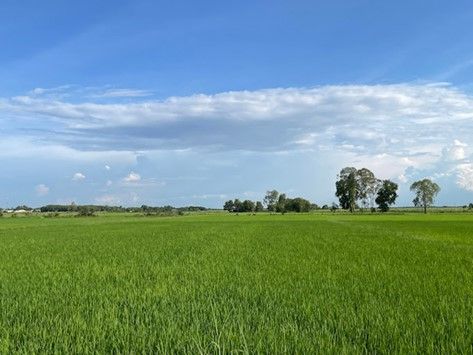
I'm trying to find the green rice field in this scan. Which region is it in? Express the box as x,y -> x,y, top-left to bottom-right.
0,213 -> 472,353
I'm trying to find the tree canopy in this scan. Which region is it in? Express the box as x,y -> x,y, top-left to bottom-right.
335,167 -> 384,212
375,180 -> 398,212
410,179 -> 440,213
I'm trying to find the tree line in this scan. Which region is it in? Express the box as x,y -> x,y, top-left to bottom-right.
224,167 -> 444,214
0,168 -> 458,215
335,167 -> 441,213
224,190 -> 315,213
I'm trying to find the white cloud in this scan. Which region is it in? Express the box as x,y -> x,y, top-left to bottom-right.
95,88 -> 153,98
456,164 -> 473,191
191,193 -> 227,200
443,139 -> 467,161
3,84 -> 473,194
35,184 -> 49,196
0,84 -> 468,180
95,192 -> 140,206
95,194 -> 120,205
123,172 -> 141,183
0,136 -> 138,164
72,172 -> 86,181
398,174 -> 408,183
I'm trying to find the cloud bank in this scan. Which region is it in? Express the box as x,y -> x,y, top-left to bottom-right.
1,83 -> 473,205
2,84 -> 472,153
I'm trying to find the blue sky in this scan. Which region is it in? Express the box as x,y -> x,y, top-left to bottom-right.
1,0 -> 473,207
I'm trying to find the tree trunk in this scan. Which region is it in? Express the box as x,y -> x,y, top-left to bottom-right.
424,204 -> 427,214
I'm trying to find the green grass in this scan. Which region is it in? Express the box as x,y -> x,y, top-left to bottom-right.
0,213 -> 472,353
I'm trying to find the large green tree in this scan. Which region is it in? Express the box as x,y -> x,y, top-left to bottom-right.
335,167 -> 378,212
357,168 -> 379,210
375,180 -> 398,212
335,167 -> 358,212
410,179 -> 440,214
242,200 -> 256,213
223,200 -> 234,212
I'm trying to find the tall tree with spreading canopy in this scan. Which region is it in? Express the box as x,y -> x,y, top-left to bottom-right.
357,168 -> 379,210
335,167 -> 378,212
375,180 -> 398,212
335,167 -> 358,212
410,179 -> 440,214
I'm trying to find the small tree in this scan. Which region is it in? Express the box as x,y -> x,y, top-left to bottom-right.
77,206 -> 95,217
242,200 -> 255,212
223,200 -> 234,212
275,193 -> 287,214
233,199 -> 243,213
410,179 -> 440,214
263,190 -> 279,212
375,180 -> 398,212
255,201 -> 264,212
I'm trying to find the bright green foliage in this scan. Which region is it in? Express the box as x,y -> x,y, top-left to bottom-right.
0,214 -> 472,353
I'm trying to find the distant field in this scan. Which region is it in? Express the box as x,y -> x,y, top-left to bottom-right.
0,213 -> 472,353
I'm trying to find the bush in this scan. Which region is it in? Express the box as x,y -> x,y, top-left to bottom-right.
76,207 -> 96,217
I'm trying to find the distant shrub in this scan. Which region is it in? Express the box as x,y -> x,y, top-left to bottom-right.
76,207 -> 96,217
44,212 -> 60,218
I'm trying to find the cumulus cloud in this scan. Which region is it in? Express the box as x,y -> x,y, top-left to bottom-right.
123,172 -> 141,183
35,184 -> 49,196
456,164 -> 473,191
443,139 -> 467,161
72,172 -> 86,181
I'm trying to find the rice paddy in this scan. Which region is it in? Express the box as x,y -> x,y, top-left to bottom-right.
0,213 -> 472,353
